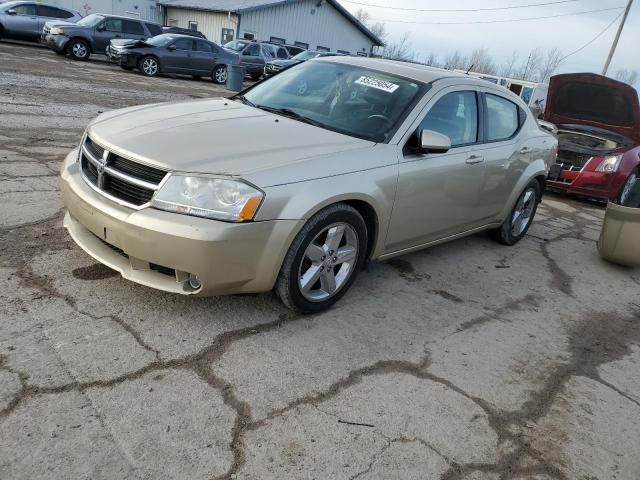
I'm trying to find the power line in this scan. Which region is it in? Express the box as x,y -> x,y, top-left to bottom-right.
369,6 -> 625,25
558,11 -> 624,63
342,0 -> 581,13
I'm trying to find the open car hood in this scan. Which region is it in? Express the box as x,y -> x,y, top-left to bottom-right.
544,73 -> 640,144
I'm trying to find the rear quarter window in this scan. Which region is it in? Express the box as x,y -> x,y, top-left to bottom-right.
123,20 -> 144,36
486,94 -> 520,141
145,23 -> 163,37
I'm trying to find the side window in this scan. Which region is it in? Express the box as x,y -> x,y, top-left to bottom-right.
243,44 -> 260,56
276,47 -> 288,59
37,6 -> 70,18
145,23 -> 163,37
14,4 -> 36,15
195,41 -> 213,53
420,91 -> 478,147
485,94 -> 519,141
261,45 -> 276,59
123,20 -> 144,35
172,38 -> 193,50
103,18 -> 123,33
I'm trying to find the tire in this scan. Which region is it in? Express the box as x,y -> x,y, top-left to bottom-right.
211,65 -> 227,84
67,39 -> 90,61
276,204 -> 368,313
250,72 -> 261,80
491,180 -> 541,246
139,56 -> 159,77
618,168 -> 638,206
120,65 -> 134,71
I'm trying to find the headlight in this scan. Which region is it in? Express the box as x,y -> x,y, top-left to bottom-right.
50,27 -> 64,35
595,154 -> 623,173
151,175 -> 264,222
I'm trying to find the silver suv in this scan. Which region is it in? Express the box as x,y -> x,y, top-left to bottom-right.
0,1 -> 81,41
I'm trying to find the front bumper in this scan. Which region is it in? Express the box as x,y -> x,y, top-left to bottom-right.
547,165 -> 625,201
40,33 -> 69,52
61,149 -> 303,296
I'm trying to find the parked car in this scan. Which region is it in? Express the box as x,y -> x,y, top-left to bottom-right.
41,13 -> 162,60
264,50 -> 341,76
0,1 -> 81,42
544,73 -> 640,204
60,57 -> 556,312
282,44 -> 306,57
106,34 -> 239,83
224,39 -> 289,79
161,26 -> 206,39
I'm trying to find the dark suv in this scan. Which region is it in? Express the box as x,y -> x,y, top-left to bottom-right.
41,13 -> 162,60
223,39 -> 289,79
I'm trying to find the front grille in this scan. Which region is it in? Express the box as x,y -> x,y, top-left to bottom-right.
150,263 -> 176,277
556,150 -> 593,171
94,233 -> 129,259
80,136 -> 167,207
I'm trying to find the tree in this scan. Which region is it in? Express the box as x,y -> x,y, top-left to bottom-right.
615,69 -> 639,86
517,47 -> 543,81
424,52 -> 440,67
354,8 -> 370,25
537,48 -> 564,83
384,32 -> 413,61
468,47 -> 497,75
500,50 -> 519,78
443,50 -> 468,70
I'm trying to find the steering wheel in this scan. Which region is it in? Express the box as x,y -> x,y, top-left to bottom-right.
367,113 -> 390,123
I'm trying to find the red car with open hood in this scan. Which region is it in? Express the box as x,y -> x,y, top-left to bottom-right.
544,73 -> 640,204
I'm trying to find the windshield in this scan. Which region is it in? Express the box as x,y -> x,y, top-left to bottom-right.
224,40 -> 249,52
242,61 -> 423,142
292,51 -> 319,61
77,14 -> 104,27
146,34 -> 174,47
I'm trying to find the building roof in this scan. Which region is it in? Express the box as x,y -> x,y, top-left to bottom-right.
157,0 -> 384,46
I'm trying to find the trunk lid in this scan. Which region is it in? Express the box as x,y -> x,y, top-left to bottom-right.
544,73 -> 640,144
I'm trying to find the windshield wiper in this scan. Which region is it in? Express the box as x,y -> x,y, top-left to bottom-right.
234,94 -> 255,107
255,105 -> 325,128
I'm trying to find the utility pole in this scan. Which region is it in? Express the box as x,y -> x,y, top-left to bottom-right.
602,0 -> 634,76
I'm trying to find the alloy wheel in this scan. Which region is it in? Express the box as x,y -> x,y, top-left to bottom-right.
215,66 -> 227,83
511,187 -> 537,237
142,58 -> 158,76
72,42 -> 87,59
298,223 -> 359,302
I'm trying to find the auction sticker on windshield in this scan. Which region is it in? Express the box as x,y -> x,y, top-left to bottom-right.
355,76 -> 399,93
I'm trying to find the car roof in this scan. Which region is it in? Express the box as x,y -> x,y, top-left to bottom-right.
92,13 -> 160,23
316,56 -> 475,85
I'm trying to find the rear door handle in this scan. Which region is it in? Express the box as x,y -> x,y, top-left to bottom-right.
465,154 -> 484,165
520,147 -> 533,154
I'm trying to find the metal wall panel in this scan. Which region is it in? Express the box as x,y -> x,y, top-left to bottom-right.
43,0 -> 162,22
239,0 -> 374,55
165,8 -> 238,44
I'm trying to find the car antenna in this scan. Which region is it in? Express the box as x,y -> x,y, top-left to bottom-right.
465,64 -> 474,75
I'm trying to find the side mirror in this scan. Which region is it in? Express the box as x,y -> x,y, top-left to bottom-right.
6,8 -> 17,15
420,129 -> 451,154
96,25 -> 105,31
167,44 -> 176,51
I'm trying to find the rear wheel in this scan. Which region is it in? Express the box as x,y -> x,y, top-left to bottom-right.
139,56 -> 159,77
491,180 -> 541,245
212,65 -> 227,84
68,39 -> 90,61
276,204 -> 368,313
618,168 -> 638,206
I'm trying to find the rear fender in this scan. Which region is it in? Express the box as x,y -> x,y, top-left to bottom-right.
498,158 -> 548,221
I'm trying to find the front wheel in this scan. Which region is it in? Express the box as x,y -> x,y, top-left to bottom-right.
618,168 -> 638,206
491,180 -> 541,245
276,204 -> 368,313
139,56 -> 159,77
68,39 -> 90,61
211,65 -> 227,84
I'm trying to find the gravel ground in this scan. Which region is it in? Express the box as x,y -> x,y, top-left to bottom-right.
1,40 -> 640,480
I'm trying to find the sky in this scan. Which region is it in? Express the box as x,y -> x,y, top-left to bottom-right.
337,0 -> 637,78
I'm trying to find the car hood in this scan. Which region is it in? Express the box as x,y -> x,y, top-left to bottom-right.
268,59 -> 297,67
544,73 -> 640,144
44,19 -> 83,28
110,38 -> 147,48
87,98 -> 373,180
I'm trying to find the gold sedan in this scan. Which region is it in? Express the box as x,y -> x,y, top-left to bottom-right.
61,57 -> 557,312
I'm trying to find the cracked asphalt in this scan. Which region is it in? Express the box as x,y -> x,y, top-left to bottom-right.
2,41 -> 640,480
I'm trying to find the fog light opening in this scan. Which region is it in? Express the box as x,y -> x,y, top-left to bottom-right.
188,274 -> 202,290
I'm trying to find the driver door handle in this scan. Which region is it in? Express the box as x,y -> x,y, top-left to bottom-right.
465,154 -> 484,165
520,147 -> 533,154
